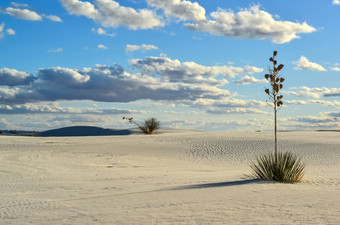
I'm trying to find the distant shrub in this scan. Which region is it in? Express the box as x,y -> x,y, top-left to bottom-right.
123,117 -> 160,134
250,151 -> 305,183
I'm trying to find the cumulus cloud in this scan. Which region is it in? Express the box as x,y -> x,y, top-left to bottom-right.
233,75 -> 266,85
0,103 -> 137,115
147,0 -> 206,22
92,27 -> 115,36
0,22 -> 15,38
4,7 -> 42,21
6,28 -> 15,35
292,116 -> 336,124
60,0 -> 163,30
43,14 -> 62,22
285,86 -> 340,99
285,100 -> 307,105
1,3 -> 62,22
294,56 -> 326,71
330,66 -> 340,71
184,5 -> 316,44
0,64 -> 232,104
125,44 -> 158,52
333,0 -> 340,5
0,68 -> 35,86
97,44 -> 108,49
0,22 -> 4,39
309,100 -> 340,108
130,55 -> 262,84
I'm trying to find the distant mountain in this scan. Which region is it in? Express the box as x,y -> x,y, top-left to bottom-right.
39,126 -> 132,137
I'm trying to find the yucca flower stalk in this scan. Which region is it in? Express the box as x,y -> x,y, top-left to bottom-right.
264,51 -> 285,162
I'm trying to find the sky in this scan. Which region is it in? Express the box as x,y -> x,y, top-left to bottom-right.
0,0 -> 340,132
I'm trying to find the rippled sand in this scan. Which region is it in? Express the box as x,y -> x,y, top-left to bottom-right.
0,131 -> 339,224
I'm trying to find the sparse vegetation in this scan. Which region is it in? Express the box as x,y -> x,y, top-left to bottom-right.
250,51 -> 305,183
123,117 -> 160,134
250,152 -> 305,183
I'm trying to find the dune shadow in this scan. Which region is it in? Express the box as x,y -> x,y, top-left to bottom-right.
165,179 -> 262,191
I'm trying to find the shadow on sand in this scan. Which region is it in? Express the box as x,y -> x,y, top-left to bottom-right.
62,179 -> 263,202
165,179 -> 263,191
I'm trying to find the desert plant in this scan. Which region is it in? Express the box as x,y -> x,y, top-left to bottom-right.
264,50 -> 285,161
123,117 -> 160,134
250,151 -> 305,183
250,51 -> 305,183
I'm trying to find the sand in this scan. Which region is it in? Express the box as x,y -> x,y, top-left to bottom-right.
0,131 -> 339,224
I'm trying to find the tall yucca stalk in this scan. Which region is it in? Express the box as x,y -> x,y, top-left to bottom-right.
264,51 -> 285,162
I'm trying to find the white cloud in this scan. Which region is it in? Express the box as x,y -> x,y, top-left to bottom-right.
184,5 -> 316,44
233,75 -> 266,85
2,3 -> 62,22
59,0 -> 100,19
0,22 -> 4,39
6,28 -> 16,35
5,7 -> 42,21
0,64 -> 232,104
330,66 -> 340,71
333,0 -> 340,5
10,2 -> 29,8
285,86 -> 340,99
97,44 -> 108,49
0,103 -> 138,115
147,0 -> 206,22
43,14 -> 62,22
130,56 -> 263,85
60,0 -> 164,30
309,100 -> 340,108
294,56 -> 326,71
125,44 -> 158,52
0,68 -> 34,86
92,27 -> 115,36
48,48 -> 63,53
285,100 -> 307,105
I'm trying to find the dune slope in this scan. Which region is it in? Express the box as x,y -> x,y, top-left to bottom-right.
0,131 -> 339,224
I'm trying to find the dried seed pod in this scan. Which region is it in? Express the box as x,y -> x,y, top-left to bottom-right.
265,89 -> 270,95
273,51 -> 278,56
274,60 -> 277,65
265,74 -> 269,79
270,57 -> 274,62
280,77 -> 285,82
277,64 -> 284,71
274,84 -> 279,92
280,84 -> 283,89
276,78 -> 280,82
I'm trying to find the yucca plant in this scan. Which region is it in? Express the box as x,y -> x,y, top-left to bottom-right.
123,117 -> 160,134
250,152 -> 305,183
250,51 -> 305,183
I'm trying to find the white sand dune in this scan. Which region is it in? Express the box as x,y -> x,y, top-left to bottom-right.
0,131 -> 339,224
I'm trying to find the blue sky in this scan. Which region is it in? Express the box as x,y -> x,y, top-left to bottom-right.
1,0 -> 340,131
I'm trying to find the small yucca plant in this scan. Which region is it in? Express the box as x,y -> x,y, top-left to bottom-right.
123,117 -> 160,134
250,151 -> 305,183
